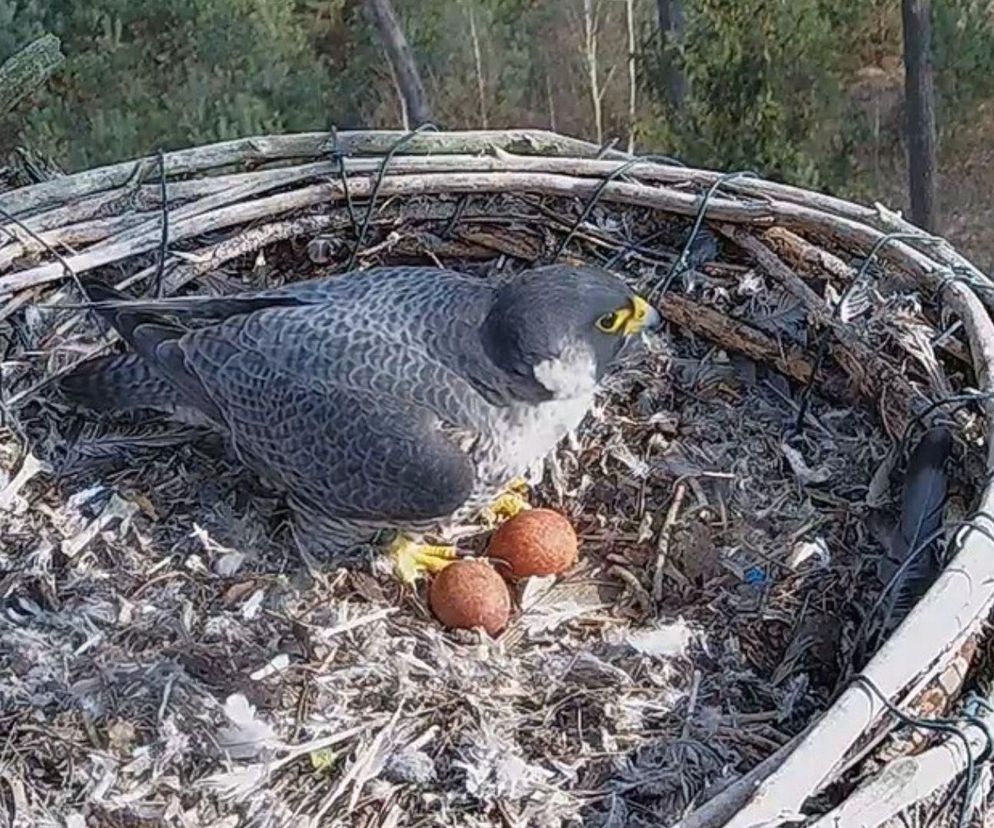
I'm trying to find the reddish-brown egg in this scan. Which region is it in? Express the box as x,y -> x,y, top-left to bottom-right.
487,508 -> 578,580
429,559 -> 511,635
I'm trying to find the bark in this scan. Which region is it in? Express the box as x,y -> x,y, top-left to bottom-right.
581,0 -> 603,144
466,2 -> 488,128
546,72 -> 557,132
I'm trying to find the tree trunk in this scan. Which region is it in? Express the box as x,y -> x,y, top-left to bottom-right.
625,0 -> 638,153
466,1 -> 488,128
0,34 -> 65,117
546,72 -> 557,132
581,0 -> 603,145
656,0 -> 686,111
363,0 -> 434,127
901,0 -> 937,232
384,57 -> 410,130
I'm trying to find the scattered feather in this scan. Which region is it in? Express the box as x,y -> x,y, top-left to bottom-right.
625,619 -> 694,658
837,276 -> 876,323
788,537 -> 831,570
249,654 -> 290,681
217,694 -> 280,759
781,441 -> 832,486
877,427 -> 951,634
384,749 -> 437,784
0,452 -> 46,513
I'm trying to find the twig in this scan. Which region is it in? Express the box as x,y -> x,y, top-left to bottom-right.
653,482 -> 686,601
607,564 -> 653,613
153,150 -> 169,297
682,669 -> 702,738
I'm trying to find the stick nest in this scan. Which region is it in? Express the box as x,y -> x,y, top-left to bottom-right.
1,130 -> 992,827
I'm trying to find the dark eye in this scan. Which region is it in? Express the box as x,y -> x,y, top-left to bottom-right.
596,311 -> 619,333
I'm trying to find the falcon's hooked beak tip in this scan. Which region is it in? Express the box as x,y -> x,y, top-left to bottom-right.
628,295 -> 662,335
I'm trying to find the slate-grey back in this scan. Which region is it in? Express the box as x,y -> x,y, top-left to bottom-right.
59,264 -> 657,554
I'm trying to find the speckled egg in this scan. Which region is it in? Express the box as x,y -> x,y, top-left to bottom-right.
429,559 -> 511,635
487,508 -> 578,579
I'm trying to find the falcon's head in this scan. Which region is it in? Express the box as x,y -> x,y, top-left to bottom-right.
480,264 -> 661,401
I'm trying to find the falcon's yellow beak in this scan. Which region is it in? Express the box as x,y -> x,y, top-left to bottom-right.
623,295 -> 659,335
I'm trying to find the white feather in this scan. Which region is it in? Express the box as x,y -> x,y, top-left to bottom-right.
474,341 -> 599,491
533,341 -> 598,399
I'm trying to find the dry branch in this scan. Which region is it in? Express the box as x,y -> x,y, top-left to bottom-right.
725,226 -> 928,435
660,292 -> 816,385
0,130 -> 624,216
0,172 -> 771,296
810,687 -> 992,828
0,34 -> 64,116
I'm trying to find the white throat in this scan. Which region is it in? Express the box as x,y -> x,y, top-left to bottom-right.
533,341 -> 598,400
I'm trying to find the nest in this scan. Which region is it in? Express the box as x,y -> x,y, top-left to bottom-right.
2,129 -> 994,828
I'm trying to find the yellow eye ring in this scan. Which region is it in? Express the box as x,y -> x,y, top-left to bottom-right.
594,308 -> 632,334
596,310 -> 625,333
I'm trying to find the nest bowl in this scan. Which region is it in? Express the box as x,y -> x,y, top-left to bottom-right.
2,129 -> 993,827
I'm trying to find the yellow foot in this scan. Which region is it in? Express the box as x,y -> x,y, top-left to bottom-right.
479,478 -> 531,527
389,535 -> 457,585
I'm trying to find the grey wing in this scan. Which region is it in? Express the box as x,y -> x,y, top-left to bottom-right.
171,322 -> 478,523
80,267 -> 470,319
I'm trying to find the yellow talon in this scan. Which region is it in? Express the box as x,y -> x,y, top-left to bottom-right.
479,478 -> 531,527
388,535 -> 457,584
507,477 -> 529,496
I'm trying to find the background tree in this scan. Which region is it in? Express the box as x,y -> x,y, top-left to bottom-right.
363,0 -> 433,126
655,0 -> 685,112
901,0 -> 937,231
0,0 -> 333,169
4,0 -> 994,259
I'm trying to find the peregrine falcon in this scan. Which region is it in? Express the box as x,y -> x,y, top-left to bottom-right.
58,265 -> 660,581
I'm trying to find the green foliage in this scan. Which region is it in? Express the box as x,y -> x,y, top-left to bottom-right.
2,0 -> 334,168
3,0 -> 994,195
0,1 -> 46,59
642,0 -> 849,188
932,0 -> 994,121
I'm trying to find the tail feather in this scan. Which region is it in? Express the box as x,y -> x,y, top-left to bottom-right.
83,281 -> 172,347
78,279 -> 303,322
67,282 -> 223,424
58,353 -> 182,413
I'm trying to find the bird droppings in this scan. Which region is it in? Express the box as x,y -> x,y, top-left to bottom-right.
1,171 -> 987,827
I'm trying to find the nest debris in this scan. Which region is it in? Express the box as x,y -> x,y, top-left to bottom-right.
1,130 -> 993,827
